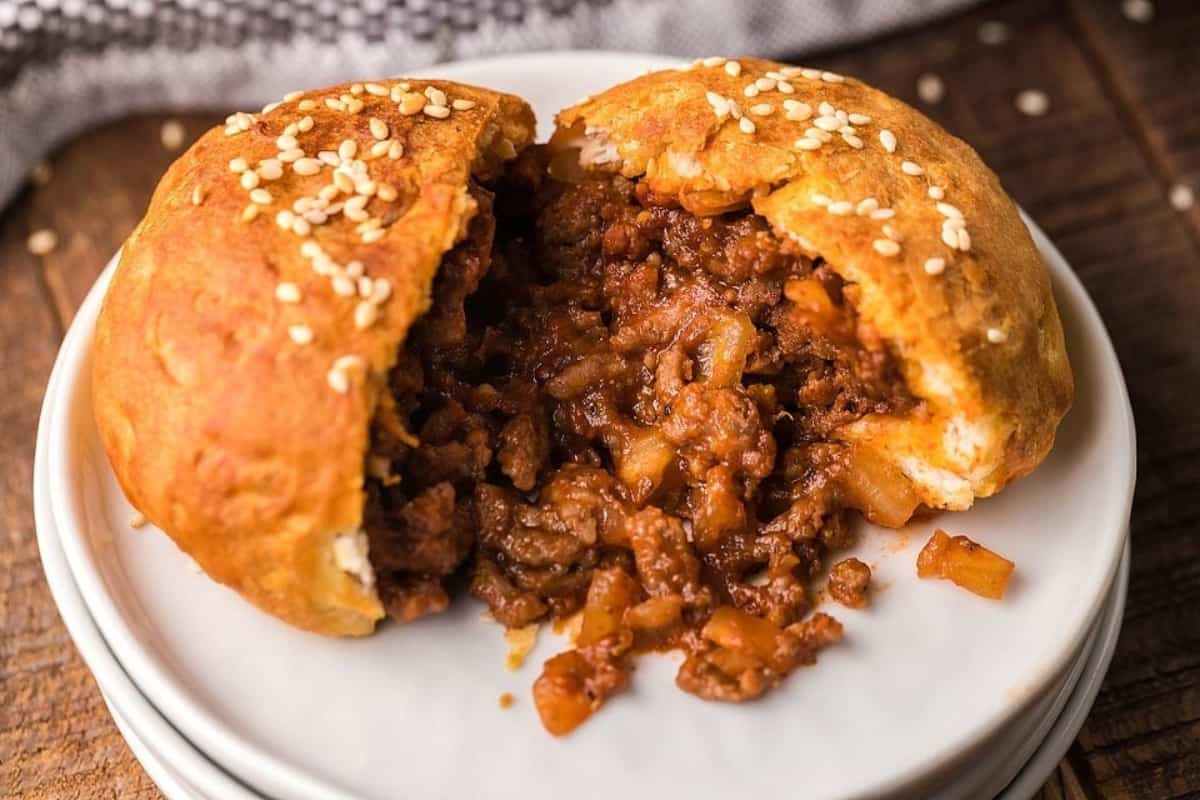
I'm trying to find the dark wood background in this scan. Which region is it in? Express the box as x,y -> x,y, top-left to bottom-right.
2,0 -> 1197,797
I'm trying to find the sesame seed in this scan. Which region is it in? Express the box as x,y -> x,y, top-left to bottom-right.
224,125 -> 243,137
317,151 -> 340,167
706,91 -> 729,117
278,148 -> 304,163
229,157 -> 249,173
390,85 -> 406,102
795,138 -> 822,151
941,225 -> 960,249
357,275 -> 373,295
297,115 -> 314,133
291,217 -> 312,236
356,179 -> 378,197
743,84 -> 760,98
369,118 -> 389,141
423,105 -> 451,119
365,82 -> 389,97
928,185 -> 945,200
319,186 -> 340,204
350,83 -> 364,95
1016,89 -> 1050,116
957,228 -> 972,251
261,101 -> 281,114
986,327 -> 1007,344
883,224 -> 902,241
276,134 -> 299,151
856,197 -> 879,215
827,201 -> 853,215
452,98 -> 477,111
275,282 -> 302,303
304,210 -> 328,225
240,204 -> 260,222
300,240 -> 323,258
249,188 -> 272,205
344,195 -> 369,221
917,73 -> 945,105
293,158 -> 322,176
327,368 -> 350,394
1122,0 -> 1154,23
870,208 -> 896,220
814,116 -> 842,132
1168,183 -> 1195,211
800,68 -> 822,80
810,193 -> 832,206
777,81 -> 795,94
398,93 -> 425,115
240,170 -> 260,190
288,324 -> 313,345
362,228 -> 386,243
879,129 -> 897,153
924,257 -> 946,275
325,98 -> 345,112
284,90 -> 305,102
129,511 -> 147,528
977,21 -> 1010,45
298,99 -> 317,111
160,119 -> 186,151
702,56 -> 726,67
254,161 -> 280,182
936,201 -> 964,219
275,210 -> 295,229
818,101 -> 836,116
848,113 -> 871,125
724,61 -> 742,77
191,185 -> 205,205
901,160 -> 924,176
354,301 -> 378,329
26,228 -> 58,255
338,140 -> 358,160
377,183 -> 398,202
843,133 -> 864,149
873,239 -> 901,256
334,171 -> 356,194
783,99 -> 811,119
821,71 -> 844,83
364,140 -> 387,158
346,98 -> 365,114
334,354 -> 364,372
755,77 -> 776,92
371,279 -> 392,304
332,275 -> 356,296
425,87 -> 448,107
750,103 -> 774,117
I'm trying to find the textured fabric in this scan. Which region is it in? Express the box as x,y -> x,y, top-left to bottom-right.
0,0 -> 979,208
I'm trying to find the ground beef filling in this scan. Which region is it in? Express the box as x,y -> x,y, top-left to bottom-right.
363,153 -> 918,734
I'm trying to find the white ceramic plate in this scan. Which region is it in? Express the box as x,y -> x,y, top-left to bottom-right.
46,52 -> 1135,800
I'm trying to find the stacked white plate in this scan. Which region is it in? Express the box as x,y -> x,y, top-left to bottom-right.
34,52 -> 1134,800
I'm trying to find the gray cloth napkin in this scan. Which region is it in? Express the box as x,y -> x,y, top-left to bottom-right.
0,0 -> 978,209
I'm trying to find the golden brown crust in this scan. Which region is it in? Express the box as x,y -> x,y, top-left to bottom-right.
555,58 -> 1072,510
92,79 -> 535,636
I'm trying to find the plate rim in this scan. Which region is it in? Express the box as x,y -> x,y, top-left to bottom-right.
43,50 -> 1137,800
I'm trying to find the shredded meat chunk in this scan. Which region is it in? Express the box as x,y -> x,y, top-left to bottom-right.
361,151 -> 917,735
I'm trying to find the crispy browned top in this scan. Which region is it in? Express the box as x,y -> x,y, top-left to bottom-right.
91,79 -> 535,636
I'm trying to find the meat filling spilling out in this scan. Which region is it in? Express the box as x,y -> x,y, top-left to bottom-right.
363,147 -> 923,735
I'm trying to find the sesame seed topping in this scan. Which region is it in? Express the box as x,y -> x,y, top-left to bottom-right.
369,118 -> 389,141
879,129 -> 897,153
275,282 -> 302,303
350,83 -> 364,96
870,208 -> 896,220
365,82 -> 389,97
332,275 -> 356,296
706,91 -> 729,117
261,101 -> 281,115
795,138 -> 822,151
284,90 -> 305,102
928,185 -> 945,200
916,73 -> 945,105
821,71 -> 844,83
356,179 -> 378,197
283,123 -> 300,139
240,204 -> 260,222
26,228 -> 58,255
800,68 -> 822,80
724,61 -> 742,77
278,148 -> 304,163
1169,184 -> 1195,211
977,20 -> 1010,45
249,188 -> 273,205
292,217 -> 312,236
229,157 -> 249,173
1122,0 -> 1154,23
298,99 -> 317,111
357,275 -> 373,296
325,97 -> 346,112
347,261 -> 365,279
277,135 -> 301,153
883,224 -> 902,241
371,279 -> 392,304
848,113 -> 871,125
873,239 -> 901,256
362,228 -> 386,243
936,201 -> 964,219
303,210 -> 328,225
986,327 -> 1008,344
334,354 -> 365,372
901,160 -> 925,176
327,368 -> 349,394
453,98 -> 477,111
318,151 -> 341,167
423,105 -> 451,119
783,100 -> 812,121
367,140 -> 390,158
814,116 -> 842,132
275,209 -> 295,229
743,84 -> 760,98
287,324 -> 312,346
424,86 -> 448,107
957,228 -> 972,251
240,170 -> 260,190
827,201 -> 853,215
191,185 -> 205,206
297,115 -> 314,133
738,117 -> 756,135
354,301 -> 378,329
334,171 -> 356,194
750,103 -> 774,117
160,119 -> 186,151
377,183 -> 398,202
397,92 -> 425,115
843,133 -> 864,149
777,81 -> 795,94
810,193 -> 831,206
941,224 -> 961,249
754,77 -> 776,92
818,102 -> 835,116
334,139 -> 355,161
1016,89 -> 1050,117
702,56 -> 726,67
924,257 -> 946,275
344,195 -> 369,221
855,197 -> 879,215
288,158 -> 319,177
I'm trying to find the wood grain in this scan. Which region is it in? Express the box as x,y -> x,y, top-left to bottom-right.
2,1 -> 1198,797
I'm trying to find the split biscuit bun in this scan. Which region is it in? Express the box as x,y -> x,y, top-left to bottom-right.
554,57 -> 1072,513
92,79 -> 535,636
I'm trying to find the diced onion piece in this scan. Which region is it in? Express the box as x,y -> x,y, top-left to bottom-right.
702,312 -> 757,388
532,651 -> 598,736
614,426 -> 677,502
578,568 -> 638,647
917,529 -> 1014,600
841,445 -> 921,528
701,606 -> 796,673
783,276 -> 835,315
625,594 -> 683,632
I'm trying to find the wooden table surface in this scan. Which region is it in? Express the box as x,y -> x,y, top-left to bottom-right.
2,1 -> 1198,797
